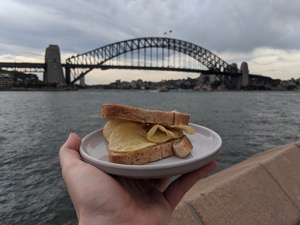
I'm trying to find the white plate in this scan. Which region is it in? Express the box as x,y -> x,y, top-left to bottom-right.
80,123 -> 222,179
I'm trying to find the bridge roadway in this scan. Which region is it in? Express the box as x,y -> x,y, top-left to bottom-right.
4,61 -> 275,90
65,64 -> 241,76
0,62 -> 46,71
0,62 -> 241,76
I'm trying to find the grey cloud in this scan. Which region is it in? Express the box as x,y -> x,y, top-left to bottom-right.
185,0 -> 300,52
1,0 -> 300,58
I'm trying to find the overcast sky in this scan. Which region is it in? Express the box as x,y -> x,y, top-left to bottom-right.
1,0 -> 299,84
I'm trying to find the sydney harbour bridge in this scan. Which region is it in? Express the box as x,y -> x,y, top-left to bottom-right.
0,37 -> 251,89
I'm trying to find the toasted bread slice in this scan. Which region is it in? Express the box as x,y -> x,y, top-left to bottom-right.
109,135 -> 192,165
102,104 -> 190,125
109,140 -> 174,165
173,135 -> 193,158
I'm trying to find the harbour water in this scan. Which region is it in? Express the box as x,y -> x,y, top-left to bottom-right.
1,90 -> 300,224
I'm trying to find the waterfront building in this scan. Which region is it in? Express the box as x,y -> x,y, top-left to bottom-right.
0,76 -> 14,89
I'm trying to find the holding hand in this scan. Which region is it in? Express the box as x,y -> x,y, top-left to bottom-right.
59,133 -> 217,225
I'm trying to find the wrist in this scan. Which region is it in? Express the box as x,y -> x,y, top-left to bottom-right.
78,217 -> 118,225
78,218 -> 103,225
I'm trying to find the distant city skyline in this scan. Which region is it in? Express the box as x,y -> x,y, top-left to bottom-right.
1,0 -> 299,84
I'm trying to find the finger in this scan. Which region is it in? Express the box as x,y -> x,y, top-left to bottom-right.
61,133 -> 81,151
163,161 -> 217,210
155,177 -> 172,192
59,133 -> 83,170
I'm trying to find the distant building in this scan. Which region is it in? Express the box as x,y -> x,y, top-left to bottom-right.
0,76 -> 14,89
131,79 -> 144,89
130,80 -> 138,89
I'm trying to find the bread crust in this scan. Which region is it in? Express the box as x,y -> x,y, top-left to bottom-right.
102,104 -> 190,125
173,135 -> 193,158
109,135 -> 192,165
109,140 -> 174,165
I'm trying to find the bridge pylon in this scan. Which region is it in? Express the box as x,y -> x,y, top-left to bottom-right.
232,62 -> 249,89
44,45 -> 65,84
241,62 -> 249,87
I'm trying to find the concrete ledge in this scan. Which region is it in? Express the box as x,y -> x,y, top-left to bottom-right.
170,141 -> 300,225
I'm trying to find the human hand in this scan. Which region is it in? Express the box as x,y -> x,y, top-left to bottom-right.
59,133 -> 217,225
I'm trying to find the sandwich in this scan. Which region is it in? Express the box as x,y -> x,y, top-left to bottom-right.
101,104 -> 196,165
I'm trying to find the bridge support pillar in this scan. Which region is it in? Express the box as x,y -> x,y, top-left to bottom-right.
80,76 -> 86,86
232,62 -> 249,89
44,45 -> 65,84
65,66 -> 71,85
241,62 -> 249,87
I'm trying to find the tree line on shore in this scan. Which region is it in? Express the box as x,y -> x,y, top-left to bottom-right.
1,69 -> 299,91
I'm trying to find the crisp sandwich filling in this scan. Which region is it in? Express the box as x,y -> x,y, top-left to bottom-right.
103,119 -> 195,152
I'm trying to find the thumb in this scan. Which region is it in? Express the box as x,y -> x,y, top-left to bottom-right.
61,133 -> 81,151
59,133 -> 82,170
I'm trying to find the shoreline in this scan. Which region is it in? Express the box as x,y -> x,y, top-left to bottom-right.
0,86 -> 299,92
0,87 -> 78,91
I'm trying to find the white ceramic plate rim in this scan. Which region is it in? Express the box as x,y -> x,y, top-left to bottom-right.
80,123 -> 222,177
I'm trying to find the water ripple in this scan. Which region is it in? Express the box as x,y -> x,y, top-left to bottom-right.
0,90 -> 300,224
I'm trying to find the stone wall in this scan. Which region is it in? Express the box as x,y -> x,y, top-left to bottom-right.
170,141 -> 300,225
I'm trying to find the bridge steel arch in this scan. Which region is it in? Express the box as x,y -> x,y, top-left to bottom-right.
65,37 -> 239,84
